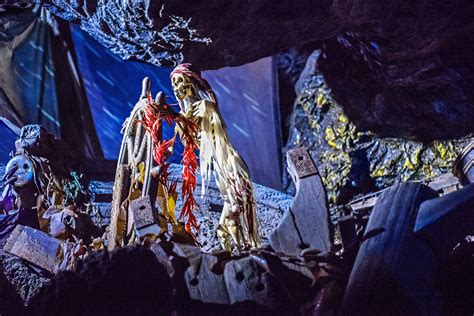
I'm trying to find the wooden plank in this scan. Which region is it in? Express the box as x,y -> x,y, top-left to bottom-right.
172,243 -> 230,304
342,182 -> 439,314
185,253 -> 230,304
4,225 -> 62,274
270,147 -> 331,256
129,195 -> 161,238
348,195 -> 379,212
107,164 -> 131,250
148,242 -> 175,277
2,223 -> 22,252
347,173 -> 461,214
173,243 -> 202,275
223,256 -> 292,311
426,172 -> 460,194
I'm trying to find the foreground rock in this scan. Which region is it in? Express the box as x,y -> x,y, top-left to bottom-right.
0,250 -> 49,307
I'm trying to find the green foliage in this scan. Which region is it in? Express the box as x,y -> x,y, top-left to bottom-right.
63,171 -> 94,208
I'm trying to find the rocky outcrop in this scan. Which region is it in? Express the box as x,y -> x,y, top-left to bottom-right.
319,31 -> 474,141
0,250 -> 50,307
285,50 -> 474,205
0,254 -> 24,315
36,0 -> 340,69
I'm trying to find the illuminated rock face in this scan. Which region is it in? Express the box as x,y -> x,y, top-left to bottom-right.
285,50 -> 474,206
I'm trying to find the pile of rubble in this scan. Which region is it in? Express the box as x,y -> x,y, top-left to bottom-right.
0,123 -> 473,314
0,124 -> 105,305
0,122 -> 295,312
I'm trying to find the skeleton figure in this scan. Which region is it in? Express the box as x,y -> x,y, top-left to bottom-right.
170,63 -> 260,250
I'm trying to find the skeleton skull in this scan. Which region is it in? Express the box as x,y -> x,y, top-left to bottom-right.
171,73 -> 195,101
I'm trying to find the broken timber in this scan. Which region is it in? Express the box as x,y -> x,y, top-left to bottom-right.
223,256 -> 293,312
107,164 -> 131,250
453,141 -> 474,184
3,225 -> 62,274
185,252 -> 230,304
169,243 -> 296,310
270,147 -> 331,256
347,172 -> 461,214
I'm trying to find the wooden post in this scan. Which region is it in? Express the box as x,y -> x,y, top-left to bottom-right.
342,182 -> 439,314
270,147 -> 331,256
107,164 -> 131,250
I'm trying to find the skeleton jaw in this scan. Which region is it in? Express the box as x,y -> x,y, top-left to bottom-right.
174,85 -> 188,100
172,74 -> 195,101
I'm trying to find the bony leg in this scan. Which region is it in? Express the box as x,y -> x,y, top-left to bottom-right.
217,202 -> 232,250
218,201 -> 248,250
227,217 -> 244,250
250,230 -> 260,248
249,206 -> 261,248
217,223 -> 232,251
234,202 -> 259,249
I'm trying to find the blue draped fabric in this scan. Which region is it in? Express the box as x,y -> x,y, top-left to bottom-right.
0,120 -> 18,164
0,6 -> 103,158
70,25 -> 183,162
0,8 -> 60,137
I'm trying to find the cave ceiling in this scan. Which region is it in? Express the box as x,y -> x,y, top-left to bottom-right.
8,0 -> 474,141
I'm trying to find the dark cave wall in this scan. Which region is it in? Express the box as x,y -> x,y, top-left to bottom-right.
319,31 -> 474,141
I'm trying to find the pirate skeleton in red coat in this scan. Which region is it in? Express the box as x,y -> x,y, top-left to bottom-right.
170,64 -> 260,250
